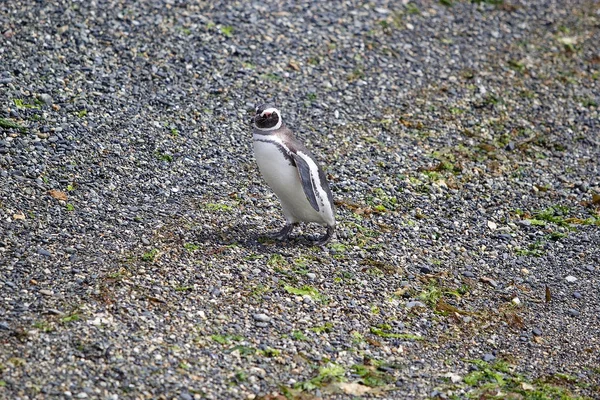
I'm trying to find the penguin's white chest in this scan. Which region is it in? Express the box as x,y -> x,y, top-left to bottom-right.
253,137 -> 325,224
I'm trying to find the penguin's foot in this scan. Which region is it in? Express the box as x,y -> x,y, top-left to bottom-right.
268,223 -> 296,241
314,226 -> 335,246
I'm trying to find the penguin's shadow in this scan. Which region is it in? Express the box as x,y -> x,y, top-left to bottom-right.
189,222 -> 323,252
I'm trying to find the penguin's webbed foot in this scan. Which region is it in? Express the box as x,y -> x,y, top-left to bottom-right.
268,223 -> 296,241
314,225 -> 335,246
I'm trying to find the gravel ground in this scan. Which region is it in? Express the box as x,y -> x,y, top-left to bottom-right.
1,0 -> 599,399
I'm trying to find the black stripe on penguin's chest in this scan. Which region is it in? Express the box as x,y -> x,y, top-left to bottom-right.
255,138 -> 296,167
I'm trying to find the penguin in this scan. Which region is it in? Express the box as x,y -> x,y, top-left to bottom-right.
252,103 -> 335,245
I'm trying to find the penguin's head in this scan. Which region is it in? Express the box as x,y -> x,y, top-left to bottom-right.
254,103 -> 282,131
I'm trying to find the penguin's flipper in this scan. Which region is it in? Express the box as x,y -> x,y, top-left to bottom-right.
292,153 -> 320,212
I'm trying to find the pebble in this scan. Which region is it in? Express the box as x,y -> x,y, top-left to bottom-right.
462,271 -> 475,278
420,266 -> 432,274
307,273 -> 316,280
565,276 -> 577,283
532,328 -> 542,336
480,277 -> 498,288
573,292 -> 582,299
497,233 -> 512,241
253,313 -> 270,322
39,93 -> 53,105
0,322 -> 9,331
406,301 -> 427,309
38,248 -> 52,257
482,353 -> 495,362
568,309 -> 580,317
40,289 -> 54,296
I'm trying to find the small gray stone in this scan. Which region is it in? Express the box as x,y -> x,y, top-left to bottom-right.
406,301 -> 427,309
462,271 -> 475,278
482,353 -> 495,362
573,292 -> 582,299
39,93 -> 53,105
568,309 -> 580,317
307,273 -> 316,280
532,328 -> 542,336
565,275 -> 577,283
38,248 -> 51,257
180,393 -> 193,400
142,238 -> 150,245
497,234 -> 512,241
0,322 -> 9,330
420,266 -> 432,274
483,279 -> 498,288
253,313 -> 270,322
